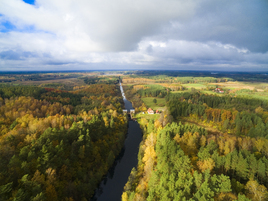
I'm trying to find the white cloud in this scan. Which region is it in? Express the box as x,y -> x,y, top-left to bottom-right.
0,0 -> 267,71
0,0 -> 196,52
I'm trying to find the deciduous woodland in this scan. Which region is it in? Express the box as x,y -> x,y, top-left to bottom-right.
1,71 -> 268,201
0,75 -> 127,200
121,71 -> 268,201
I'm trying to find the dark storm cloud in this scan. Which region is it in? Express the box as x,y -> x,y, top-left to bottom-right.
163,0 -> 268,53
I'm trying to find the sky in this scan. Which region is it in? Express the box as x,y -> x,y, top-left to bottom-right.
0,0 -> 268,71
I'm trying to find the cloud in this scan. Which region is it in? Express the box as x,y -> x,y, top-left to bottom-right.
137,39 -> 268,68
162,0 -> 268,53
0,50 -> 36,60
0,0 -> 196,52
0,0 -> 267,71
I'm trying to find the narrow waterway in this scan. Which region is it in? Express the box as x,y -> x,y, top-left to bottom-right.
91,83 -> 142,201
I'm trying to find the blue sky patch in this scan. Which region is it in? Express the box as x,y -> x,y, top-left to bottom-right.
0,20 -> 37,33
0,21 -> 16,33
22,0 -> 35,5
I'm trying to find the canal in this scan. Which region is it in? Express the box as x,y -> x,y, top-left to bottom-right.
91,83 -> 142,201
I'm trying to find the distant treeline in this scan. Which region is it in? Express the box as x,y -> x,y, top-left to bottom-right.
123,76 -> 230,84
126,70 -> 268,82
83,76 -> 119,85
0,73 -> 81,82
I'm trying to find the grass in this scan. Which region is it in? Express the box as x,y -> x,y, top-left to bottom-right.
141,97 -> 166,110
133,112 -> 160,122
144,84 -> 165,89
182,83 -> 207,89
171,89 -> 223,96
209,81 -> 268,91
242,82 -> 268,90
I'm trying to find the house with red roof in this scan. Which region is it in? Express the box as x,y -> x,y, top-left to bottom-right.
147,108 -> 154,114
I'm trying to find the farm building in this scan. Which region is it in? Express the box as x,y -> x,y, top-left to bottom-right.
147,108 -> 154,114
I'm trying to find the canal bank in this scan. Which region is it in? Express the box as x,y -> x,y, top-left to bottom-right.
91,83 -> 142,201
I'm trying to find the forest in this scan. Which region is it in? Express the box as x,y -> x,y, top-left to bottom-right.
1,71 -> 268,201
0,75 -> 128,200
121,72 -> 268,201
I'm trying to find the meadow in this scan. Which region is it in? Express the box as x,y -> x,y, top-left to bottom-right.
181,83 -> 207,89
133,112 -> 160,122
141,97 -> 166,110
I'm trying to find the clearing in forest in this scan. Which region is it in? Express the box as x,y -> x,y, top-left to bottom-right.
141,97 -> 166,111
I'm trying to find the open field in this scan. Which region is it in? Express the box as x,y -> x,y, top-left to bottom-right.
123,79 -> 268,105
242,82 -> 268,91
171,89 -> 225,96
210,81 -> 266,91
181,83 -> 207,89
133,112 -> 160,122
141,97 -> 166,110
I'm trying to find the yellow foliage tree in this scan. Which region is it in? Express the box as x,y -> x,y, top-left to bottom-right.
246,180 -> 268,201
122,192 -> 128,201
197,158 -> 215,172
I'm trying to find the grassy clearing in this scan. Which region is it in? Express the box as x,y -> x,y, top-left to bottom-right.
182,83 -> 207,89
144,84 -> 165,89
133,112 -> 160,123
171,89 -> 222,95
210,81 -> 267,91
242,82 -> 268,90
141,97 -> 166,110
201,90 -> 223,95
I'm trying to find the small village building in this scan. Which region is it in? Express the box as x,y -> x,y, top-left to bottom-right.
130,109 -> 135,114
147,108 -> 154,114
215,88 -> 224,93
156,110 -> 160,114
123,110 -> 127,114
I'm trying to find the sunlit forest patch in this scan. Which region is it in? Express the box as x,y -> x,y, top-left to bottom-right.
0,73 -> 128,200
122,71 -> 268,201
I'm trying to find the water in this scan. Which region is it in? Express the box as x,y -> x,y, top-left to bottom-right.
119,82 -> 126,100
91,83 -> 142,201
